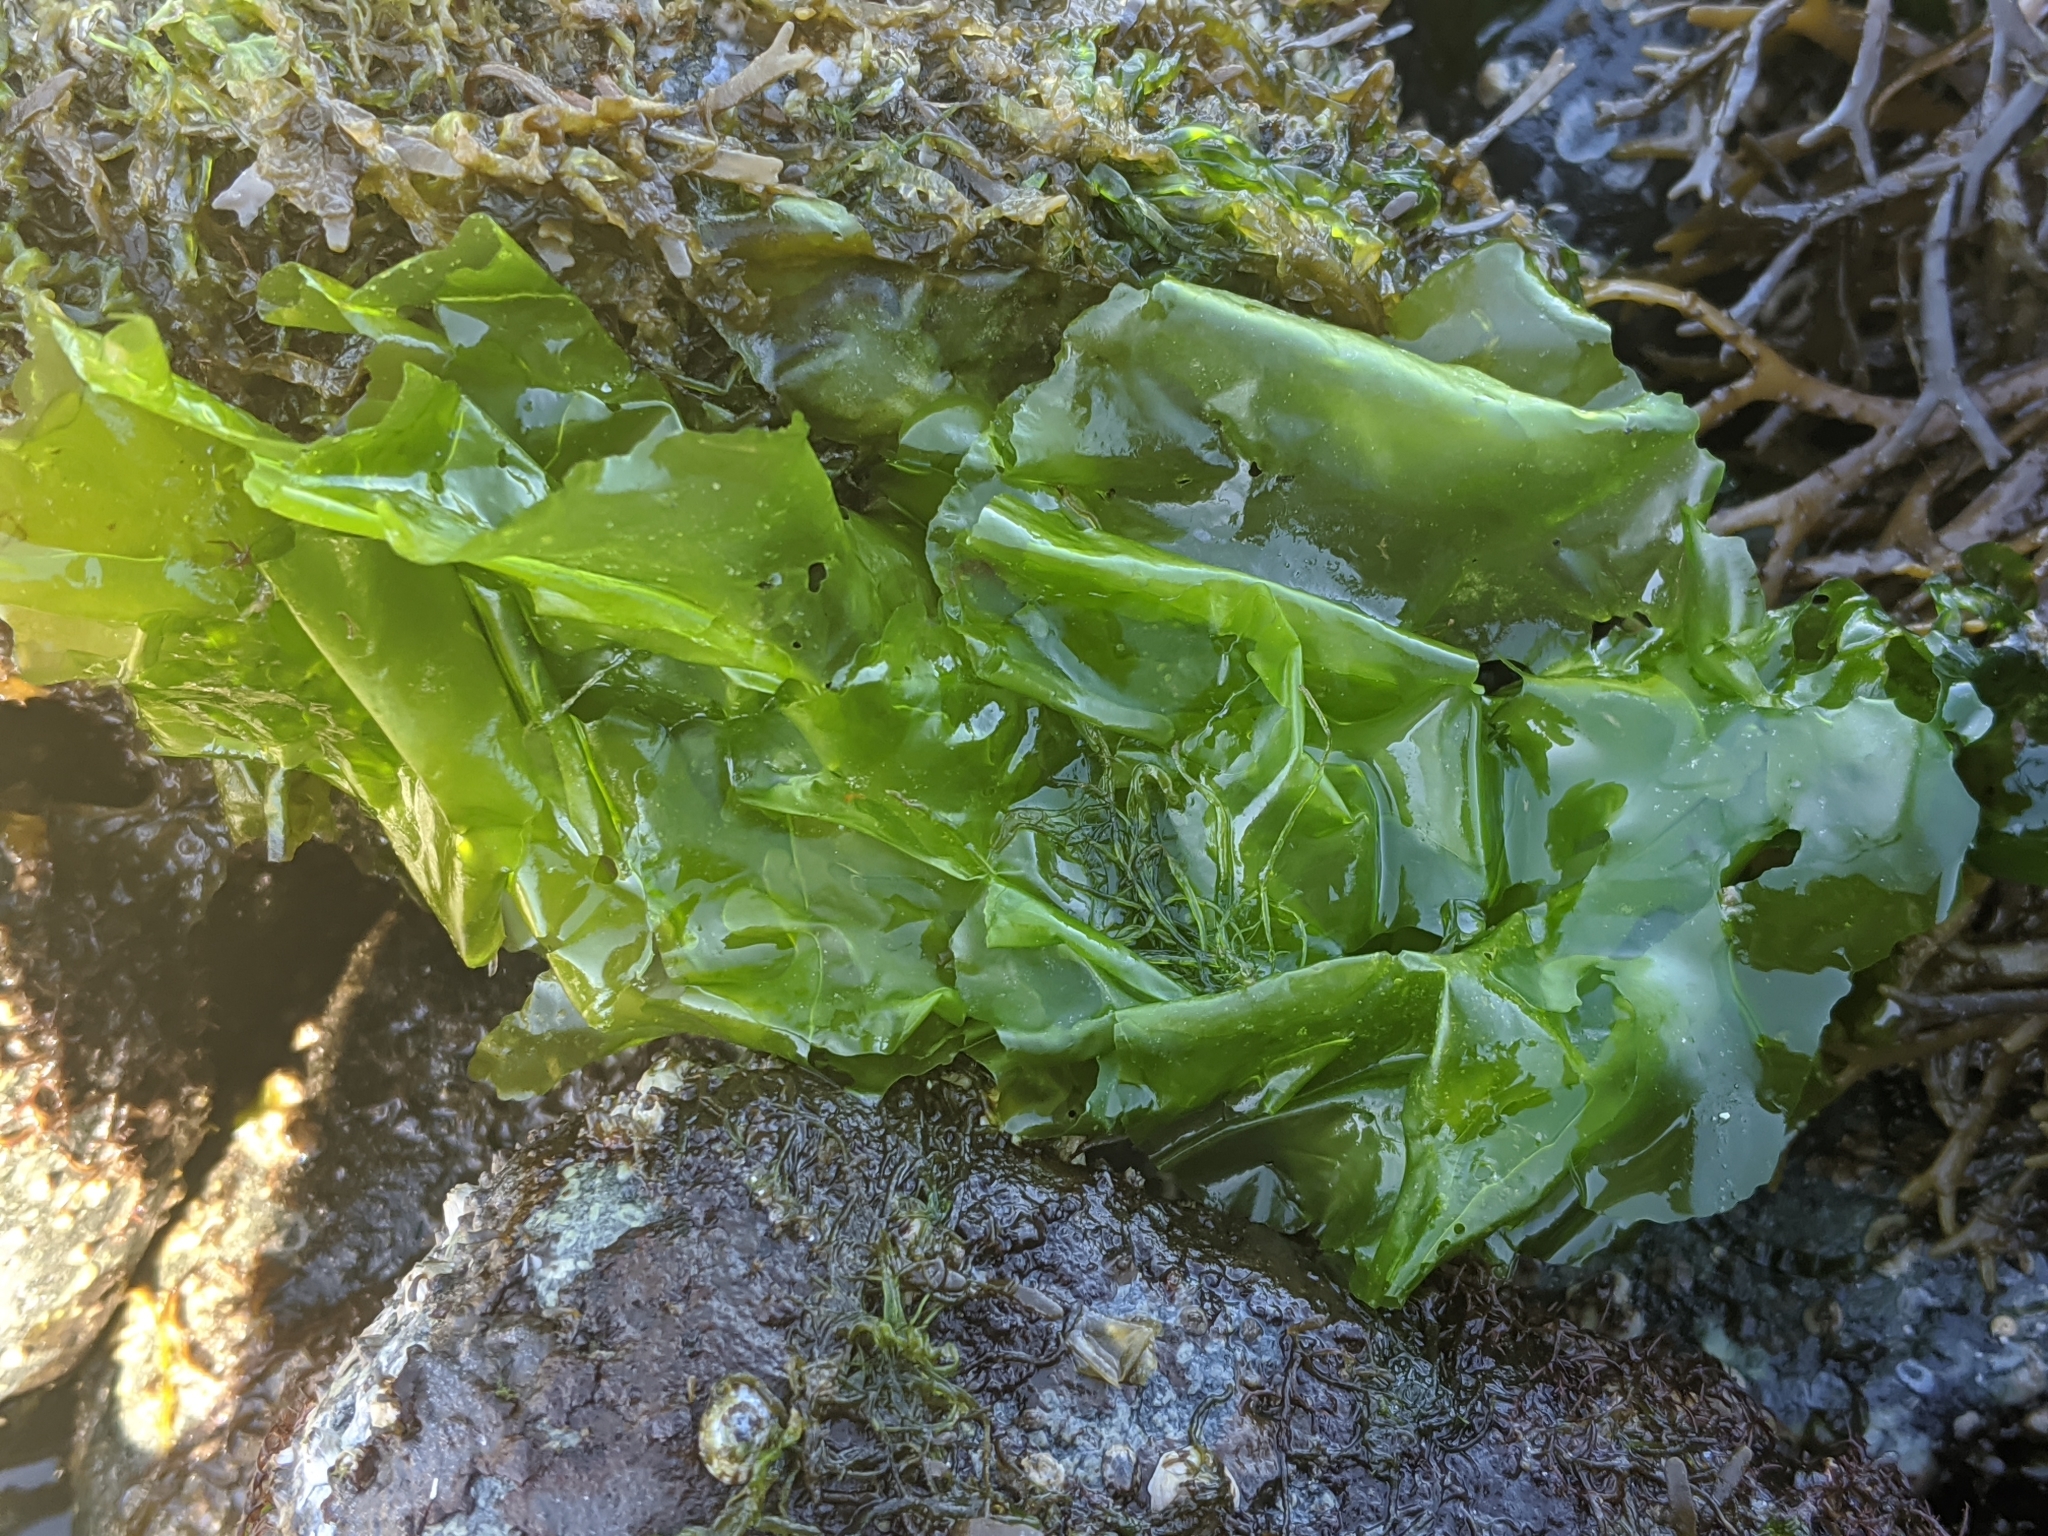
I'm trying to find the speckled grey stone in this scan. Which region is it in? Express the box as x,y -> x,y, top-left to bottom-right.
274,1053 -> 1934,1536
68,904 -> 628,1536
0,690 -> 231,1401
1561,1074 -> 2048,1509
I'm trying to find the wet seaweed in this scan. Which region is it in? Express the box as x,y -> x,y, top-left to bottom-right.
0,0 -> 1568,439
994,721 -> 1328,995
1568,0 -> 2048,1297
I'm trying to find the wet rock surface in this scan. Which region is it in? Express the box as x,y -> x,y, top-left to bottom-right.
66,904 -> 571,1536
0,689 -> 231,1402
1557,1075 -> 2048,1525
0,1381 -> 75,1536
277,1053 -> 1935,1536
0,687 -> 401,1410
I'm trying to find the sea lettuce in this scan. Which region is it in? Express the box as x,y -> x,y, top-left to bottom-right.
0,218 -> 1984,1302
1915,546 -> 2048,885
935,262 -> 1718,664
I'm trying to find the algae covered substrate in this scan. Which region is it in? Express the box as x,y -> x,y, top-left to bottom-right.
2,0 -> 2047,1529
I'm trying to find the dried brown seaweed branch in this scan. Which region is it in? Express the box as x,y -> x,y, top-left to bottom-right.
1887,179 -> 2010,468
1830,875 -> 1993,1073
1597,19 -> 1747,125
1671,0 -> 1795,202
1594,0 -> 2048,607
1832,1012 -> 2024,1087
1456,47 -> 1576,163
1709,360 -> 2048,532
1959,76 -> 2048,222
1798,0 -> 1891,180
1816,878 -> 2048,1282
1871,21 -> 1991,120
1874,443 -> 1969,557
1584,271 -> 2023,597
1903,1039 -> 2022,1235
1724,225 -> 1814,327
1885,985 -> 2048,1018
1585,275 -> 1906,430
1734,147 -> 1962,229
1936,439 -> 2048,549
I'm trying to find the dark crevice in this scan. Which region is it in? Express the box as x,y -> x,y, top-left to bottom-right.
1726,829 -> 1803,887
0,695 -> 153,810
1475,659 -> 1522,696
175,843 -> 400,1199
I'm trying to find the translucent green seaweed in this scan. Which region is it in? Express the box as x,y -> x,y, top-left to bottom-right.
0,222 -> 1986,1302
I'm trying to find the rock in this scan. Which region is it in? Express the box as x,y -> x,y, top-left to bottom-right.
68,904 -> 622,1536
0,686 -> 401,1411
1562,1074 -> 2048,1510
0,689 -> 231,1402
275,1053 -> 1938,1535
0,1378 -> 77,1535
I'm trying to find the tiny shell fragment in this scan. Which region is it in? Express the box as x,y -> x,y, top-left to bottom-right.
697,1373 -> 784,1484
1069,1310 -> 1160,1386
1147,1444 -> 1217,1512
1019,1450 -> 1066,1493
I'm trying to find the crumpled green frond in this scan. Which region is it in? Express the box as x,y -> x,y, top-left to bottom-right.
0,217 -> 1987,1303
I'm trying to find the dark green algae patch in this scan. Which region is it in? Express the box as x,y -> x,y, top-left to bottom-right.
0,215 -> 1990,1306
